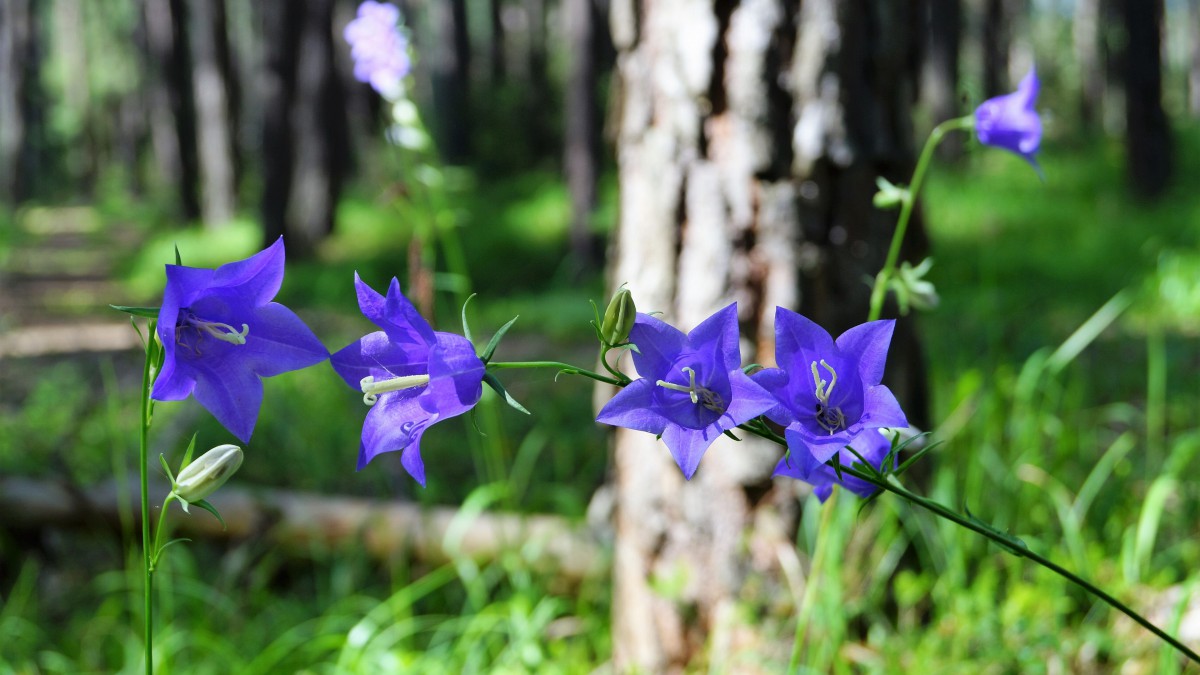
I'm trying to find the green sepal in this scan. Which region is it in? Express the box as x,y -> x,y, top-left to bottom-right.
181,432 -> 199,469
964,505 -> 1028,556
460,293 -> 477,343
158,537 -> 191,556
480,315 -> 519,363
892,440 -> 941,478
158,453 -> 176,484
174,244 -> 182,266
831,455 -> 844,482
741,363 -> 763,375
191,499 -> 228,530
482,373 -> 531,415
722,429 -> 742,442
110,305 -> 160,319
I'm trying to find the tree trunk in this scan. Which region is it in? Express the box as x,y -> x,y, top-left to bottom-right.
0,0 -> 32,205
1074,0 -> 1105,129
430,0 -> 471,163
564,0 -> 599,272
1121,0 -> 1171,199
142,0 -> 201,221
189,0 -> 238,226
1189,0 -> 1200,117
981,0 -> 1010,96
259,0 -> 300,249
922,0 -> 961,157
490,0 -> 506,84
606,0 -> 924,670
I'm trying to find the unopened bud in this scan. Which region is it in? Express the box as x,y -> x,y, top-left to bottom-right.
172,444 -> 243,506
601,287 -> 637,345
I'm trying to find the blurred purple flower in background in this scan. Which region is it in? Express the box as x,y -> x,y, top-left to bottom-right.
596,304 -> 778,479
975,67 -> 1042,167
344,1 -> 410,97
151,238 -> 329,442
331,275 -> 485,486
774,428 -> 897,502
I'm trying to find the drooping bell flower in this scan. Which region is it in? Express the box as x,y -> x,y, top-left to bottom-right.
330,274 -> 485,486
151,237 -> 329,442
974,67 -> 1042,168
595,303 -> 778,479
752,308 -> 907,467
774,428 -> 897,502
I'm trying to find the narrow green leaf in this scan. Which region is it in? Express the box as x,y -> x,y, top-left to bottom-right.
191,499 -> 228,530
174,245 -> 182,266
482,373 -> 531,415
480,315 -> 519,363
110,305 -> 161,319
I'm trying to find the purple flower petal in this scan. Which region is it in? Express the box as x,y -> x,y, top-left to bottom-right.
330,330 -> 430,388
150,240 -> 328,441
661,424 -> 723,480
862,385 -> 908,429
359,391 -> 434,483
975,67 -> 1042,166
686,303 -> 740,371
596,379 -> 671,435
422,333 -> 485,417
629,313 -> 688,379
834,320 -> 895,386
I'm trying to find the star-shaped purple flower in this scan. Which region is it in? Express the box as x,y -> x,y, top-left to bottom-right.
151,237 -> 329,443
774,428 -> 897,502
330,275 -> 485,486
344,1 -> 411,97
752,308 -> 907,467
596,303 -> 778,480
975,66 -> 1042,167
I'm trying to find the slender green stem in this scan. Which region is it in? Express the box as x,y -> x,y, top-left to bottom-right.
788,487 -> 838,671
149,494 -> 177,572
138,331 -> 154,674
868,116 -> 975,322
733,418 -> 1200,664
840,462 -> 1200,665
486,360 -> 624,387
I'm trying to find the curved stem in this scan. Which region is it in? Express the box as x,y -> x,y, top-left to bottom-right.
734,418 -> 1200,664
868,116 -> 975,322
138,332 -> 154,674
486,360 -> 624,387
149,494 -> 177,572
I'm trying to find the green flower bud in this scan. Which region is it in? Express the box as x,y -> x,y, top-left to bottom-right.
172,444 -> 242,508
601,287 -> 637,345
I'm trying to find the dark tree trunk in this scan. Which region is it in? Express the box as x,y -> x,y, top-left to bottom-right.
0,0 -> 32,204
525,0 -> 553,156
490,0 -> 506,84
981,0 -> 1010,96
564,0 -> 599,272
1120,0 -> 1171,198
260,1 -> 300,249
142,0 -> 200,220
923,0 -> 961,157
189,0 -> 238,226
606,0 -> 925,669
430,0 -> 471,163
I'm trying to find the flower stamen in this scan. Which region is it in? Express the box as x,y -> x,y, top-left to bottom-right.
180,311 -> 251,346
811,359 -> 845,434
656,367 -> 726,413
359,374 -> 431,405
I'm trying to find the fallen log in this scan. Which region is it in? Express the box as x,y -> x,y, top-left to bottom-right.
0,476 -> 608,582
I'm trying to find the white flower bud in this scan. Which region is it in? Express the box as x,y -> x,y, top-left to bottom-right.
172,444 -> 243,505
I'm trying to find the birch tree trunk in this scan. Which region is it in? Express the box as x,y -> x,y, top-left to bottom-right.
607,0 -> 923,670
189,0 -> 237,227
0,0 -> 32,204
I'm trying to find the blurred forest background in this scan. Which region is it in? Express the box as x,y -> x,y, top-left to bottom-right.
2,0 -> 1200,671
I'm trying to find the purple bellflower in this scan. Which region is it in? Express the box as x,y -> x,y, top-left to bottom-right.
331,275 -> 485,486
596,304 -> 779,480
775,428 -> 897,502
752,308 -> 907,467
344,1 -> 410,97
151,237 -> 329,443
974,67 -> 1042,167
